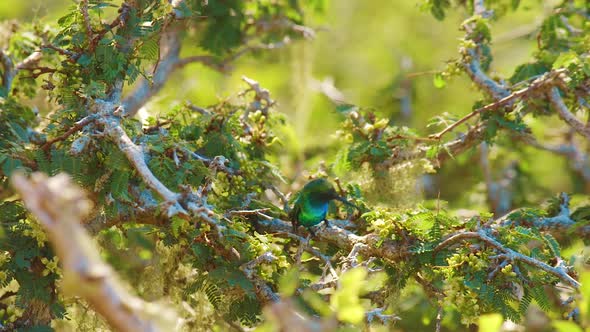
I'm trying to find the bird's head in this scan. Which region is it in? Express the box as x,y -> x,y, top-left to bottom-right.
303,178 -> 357,208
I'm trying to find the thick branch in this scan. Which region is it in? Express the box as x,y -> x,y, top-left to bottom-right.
98,115 -> 181,204
122,30 -> 181,117
496,192 -> 575,230
258,219 -> 409,264
11,172 -> 178,332
463,48 -> 509,100
549,87 -> 590,140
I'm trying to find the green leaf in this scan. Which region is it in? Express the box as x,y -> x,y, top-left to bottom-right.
433,73 -> 446,88
478,313 -> 503,332
553,51 -> 579,69
510,62 -> 548,85
278,268 -> 299,297
14,250 -> 31,269
110,171 -> 130,200
171,216 -> 188,238
77,54 -> 93,67
552,321 -> 583,332
426,145 -> 440,159
10,123 -> 30,143
331,267 -> 367,324
2,157 -> 24,177
511,0 -> 521,10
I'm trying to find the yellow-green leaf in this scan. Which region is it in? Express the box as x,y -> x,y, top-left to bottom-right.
552,321 -> 583,332
478,313 -> 502,332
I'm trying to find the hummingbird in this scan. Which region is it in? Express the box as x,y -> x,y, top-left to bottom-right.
289,178 -> 357,233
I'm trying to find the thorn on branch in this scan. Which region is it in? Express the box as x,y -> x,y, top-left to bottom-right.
341,242 -> 368,272
226,208 -> 273,220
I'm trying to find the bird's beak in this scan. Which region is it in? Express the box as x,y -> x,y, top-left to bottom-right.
335,196 -> 359,210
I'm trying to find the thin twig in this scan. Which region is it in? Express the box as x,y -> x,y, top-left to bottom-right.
80,0 -> 93,43
40,114 -> 98,152
434,229 -> 579,288
430,70 -> 564,140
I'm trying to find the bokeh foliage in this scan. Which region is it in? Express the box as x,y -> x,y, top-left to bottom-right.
1,0 -> 590,331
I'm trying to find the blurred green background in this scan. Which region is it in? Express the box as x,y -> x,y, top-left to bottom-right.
1,0 -> 569,210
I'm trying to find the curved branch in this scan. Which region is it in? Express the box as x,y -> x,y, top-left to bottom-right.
549,87 -> 590,140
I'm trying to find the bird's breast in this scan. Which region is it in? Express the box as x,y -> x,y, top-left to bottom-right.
299,200 -> 328,224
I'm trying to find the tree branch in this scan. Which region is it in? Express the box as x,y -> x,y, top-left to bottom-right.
98,115 -> 182,206
11,172 -> 179,332
434,229 -> 579,288
240,252 -> 280,303
548,87 -> 590,140
430,69 -> 565,140
122,29 -> 181,117
258,219 -> 409,264
40,114 -> 99,152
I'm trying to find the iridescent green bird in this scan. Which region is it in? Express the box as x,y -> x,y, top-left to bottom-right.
289,178 -> 357,233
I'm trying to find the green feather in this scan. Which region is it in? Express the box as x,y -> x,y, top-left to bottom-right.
289,178 -> 356,232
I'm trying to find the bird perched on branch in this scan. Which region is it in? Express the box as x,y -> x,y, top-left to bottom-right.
289,178 -> 357,234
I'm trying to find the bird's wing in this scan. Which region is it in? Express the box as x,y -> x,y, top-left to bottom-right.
289,197 -> 301,232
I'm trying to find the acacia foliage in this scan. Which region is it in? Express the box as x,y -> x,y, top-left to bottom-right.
1,0 -> 590,331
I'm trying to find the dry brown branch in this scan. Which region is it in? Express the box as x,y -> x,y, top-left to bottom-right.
11,172 -> 179,332
40,114 -> 98,152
